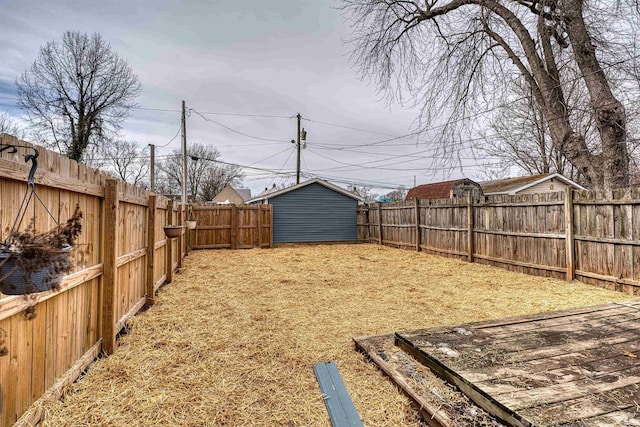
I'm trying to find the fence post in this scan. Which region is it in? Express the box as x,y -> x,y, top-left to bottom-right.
185,204 -> 190,255
414,198 -> 421,252
165,199 -> 173,284
102,179 -> 118,355
365,204 -> 371,243
565,187 -> 575,281
145,195 -> 156,307
467,192 -> 474,263
231,205 -> 238,249
377,203 -> 383,245
269,204 -> 274,248
257,205 -> 263,247
177,205 -> 183,268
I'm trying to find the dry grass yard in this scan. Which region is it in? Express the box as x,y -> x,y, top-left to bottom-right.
42,245 -> 629,426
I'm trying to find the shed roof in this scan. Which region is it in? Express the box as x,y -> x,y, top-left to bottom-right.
405,179 -> 469,201
479,173 -> 585,194
248,178 -> 364,203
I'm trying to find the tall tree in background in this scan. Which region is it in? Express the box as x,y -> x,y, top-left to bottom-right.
156,143 -> 244,201
16,31 -> 140,161
342,0 -> 635,189
481,76 -> 595,179
102,140 -> 149,187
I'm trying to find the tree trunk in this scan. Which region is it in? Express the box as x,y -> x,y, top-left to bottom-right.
564,0 -> 629,189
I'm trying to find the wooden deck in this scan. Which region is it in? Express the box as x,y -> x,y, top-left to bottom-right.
394,300 -> 640,426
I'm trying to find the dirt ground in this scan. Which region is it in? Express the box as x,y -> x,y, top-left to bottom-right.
42,244 -> 629,426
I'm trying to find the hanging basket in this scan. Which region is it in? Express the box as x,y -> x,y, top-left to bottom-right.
163,226 -> 183,239
185,220 -> 197,230
0,245 -> 73,295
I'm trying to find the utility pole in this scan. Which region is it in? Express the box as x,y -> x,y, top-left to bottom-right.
181,100 -> 188,208
292,113 -> 307,185
149,144 -> 156,192
296,113 -> 301,184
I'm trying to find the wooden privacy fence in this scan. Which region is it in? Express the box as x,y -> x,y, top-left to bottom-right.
358,187 -> 640,294
188,204 -> 273,250
0,135 -> 189,427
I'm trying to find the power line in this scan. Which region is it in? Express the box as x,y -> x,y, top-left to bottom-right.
156,123 -> 182,148
190,108 -> 290,143
190,110 -> 290,119
246,146 -> 295,167
265,147 -> 296,190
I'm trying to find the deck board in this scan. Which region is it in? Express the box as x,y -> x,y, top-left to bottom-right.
395,301 -> 640,426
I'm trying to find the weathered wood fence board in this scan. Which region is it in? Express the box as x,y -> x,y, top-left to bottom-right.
357,187 -> 640,293
0,134 -> 189,427
189,204 -> 272,250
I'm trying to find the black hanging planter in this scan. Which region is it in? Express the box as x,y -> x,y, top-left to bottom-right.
0,245 -> 72,295
0,143 -> 81,296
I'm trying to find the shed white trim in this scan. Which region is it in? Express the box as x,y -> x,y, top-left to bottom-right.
247,178 -> 365,203
485,173 -> 586,195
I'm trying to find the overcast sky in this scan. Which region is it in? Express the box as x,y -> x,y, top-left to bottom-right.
0,0 -> 494,196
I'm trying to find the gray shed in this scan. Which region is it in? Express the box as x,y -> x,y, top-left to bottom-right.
249,179 -> 364,243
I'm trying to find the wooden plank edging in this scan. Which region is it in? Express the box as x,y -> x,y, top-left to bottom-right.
353,336 -> 451,427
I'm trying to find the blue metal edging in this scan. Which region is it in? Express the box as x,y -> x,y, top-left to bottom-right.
313,362 -> 364,427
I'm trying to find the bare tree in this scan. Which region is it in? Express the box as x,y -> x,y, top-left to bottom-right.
342,0 -> 636,189
199,164 -> 245,201
101,140 -> 149,186
16,31 -> 140,161
0,112 -> 23,138
384,187 -> 407,202
157,143 -> 244,201
481,75 -> 594,180
349,185 -> 379,203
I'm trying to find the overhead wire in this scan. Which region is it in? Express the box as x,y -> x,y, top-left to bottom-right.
190,108 -> 290,143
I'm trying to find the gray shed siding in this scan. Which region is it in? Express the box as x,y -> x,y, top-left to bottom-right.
268,183 -> 358,243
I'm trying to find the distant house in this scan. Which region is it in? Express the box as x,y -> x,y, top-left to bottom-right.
253,183 -> 279,199
405,173 -> 585,201
248,178 -> 364,243
480,173 -> 585,195
211,185 -> 252,204
405,178 -> 483,201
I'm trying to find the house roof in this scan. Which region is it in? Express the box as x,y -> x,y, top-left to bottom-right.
236,188 -> 252,201
248,178 -> 365,203
254,184 -> 279,198
405,179 -> 468,201
479,173 -> 585,195
212,185 -> 245,203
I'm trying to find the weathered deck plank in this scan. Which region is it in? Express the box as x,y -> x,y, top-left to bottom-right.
396,300 -> 640,426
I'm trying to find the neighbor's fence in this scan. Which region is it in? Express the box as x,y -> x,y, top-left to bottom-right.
188,204 -> 273,250
0,134 -> 188,427
358,187 -> 640,294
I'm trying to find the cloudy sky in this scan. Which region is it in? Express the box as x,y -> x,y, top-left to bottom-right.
0,0 -> 494,196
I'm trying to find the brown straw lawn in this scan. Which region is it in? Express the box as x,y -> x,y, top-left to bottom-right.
42,244 -> 629,426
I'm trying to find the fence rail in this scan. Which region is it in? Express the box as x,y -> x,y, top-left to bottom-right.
358,187 -> 640,294
0,134 -> 189,427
